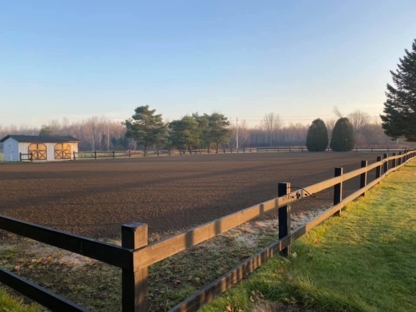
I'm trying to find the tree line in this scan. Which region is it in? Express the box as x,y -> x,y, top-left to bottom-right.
1,39 -> 415,151
0,109 -> 410,152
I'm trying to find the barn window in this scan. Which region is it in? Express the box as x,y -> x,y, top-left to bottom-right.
28,143 -> 47,160
55,143 -> 71,159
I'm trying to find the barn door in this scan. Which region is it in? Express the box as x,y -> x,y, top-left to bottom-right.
55,143 -> 71,159
28,143 -> 47,160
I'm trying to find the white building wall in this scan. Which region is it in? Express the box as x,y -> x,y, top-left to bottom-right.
18,142 -> 79,161
3,138 -> 19,162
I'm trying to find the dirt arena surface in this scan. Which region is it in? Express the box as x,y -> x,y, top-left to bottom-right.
0,152 -> 383,239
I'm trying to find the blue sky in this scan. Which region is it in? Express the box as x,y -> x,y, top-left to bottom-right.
1,0 -> 416,127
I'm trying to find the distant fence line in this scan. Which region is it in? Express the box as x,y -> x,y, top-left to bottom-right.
2,149 -> 415,311
16,146 -> 411,162
19,146 -> 411,162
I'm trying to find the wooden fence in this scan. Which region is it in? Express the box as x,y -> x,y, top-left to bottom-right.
2,149 -> 415,312
69,147 -> 410,161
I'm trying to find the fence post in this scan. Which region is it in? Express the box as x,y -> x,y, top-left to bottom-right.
168,149 -> 171,156
392,153 -> 396,168
157,150 -> 159,156
121,223 -> 149,312
113,151 -> 115,159
73,151 -> 76,160
19,152 -> 22,162
383,153 -> 388,174
376,156 -> 382,178
334,167 -> 343,215
129,150 -> 131,158
398,152 -> 402,165
278,182 -> 291,257
360,160 -> 368,196
94,151 -> 97,159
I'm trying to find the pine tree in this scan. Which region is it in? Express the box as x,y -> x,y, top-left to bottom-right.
124,106 -> 168,151
306,119 -> 328,152
380,39 -> 416,142
330,118 -> 355,152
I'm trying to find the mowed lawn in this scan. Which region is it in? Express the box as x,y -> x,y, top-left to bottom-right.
203,160 -> 416,312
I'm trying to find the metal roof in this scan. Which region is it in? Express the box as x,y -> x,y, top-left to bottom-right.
0,135 -> 80,143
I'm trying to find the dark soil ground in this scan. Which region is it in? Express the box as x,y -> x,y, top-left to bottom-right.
0,152 -> 383,239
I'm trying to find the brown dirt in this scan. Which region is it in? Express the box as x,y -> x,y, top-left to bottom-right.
0,152 -> 381,239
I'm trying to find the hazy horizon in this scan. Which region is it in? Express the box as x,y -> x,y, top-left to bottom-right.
2,1 -> 416,128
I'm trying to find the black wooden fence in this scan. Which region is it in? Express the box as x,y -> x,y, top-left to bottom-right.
68,147 -> 410,161
2,149 -> 415,312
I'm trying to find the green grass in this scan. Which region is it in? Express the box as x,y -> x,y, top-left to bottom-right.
0,287 -> 39,312
202,161 -> 416,312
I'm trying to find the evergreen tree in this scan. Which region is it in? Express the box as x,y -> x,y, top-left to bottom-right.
381,39 -> 416,142
330,118 -> 355,152
306,119 -> 328,152
39,126 -> 53,136
208,113 -> 232,152
124,105 -> 168,151
169,116 -> 200,153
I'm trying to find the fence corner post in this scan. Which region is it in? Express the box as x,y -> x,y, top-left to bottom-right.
360,160 -> 368,196
278,182 -> 291,257
121,222 -> 149,312
334,167 -> 343,215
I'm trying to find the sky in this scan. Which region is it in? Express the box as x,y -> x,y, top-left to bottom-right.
1,0 -> 416,128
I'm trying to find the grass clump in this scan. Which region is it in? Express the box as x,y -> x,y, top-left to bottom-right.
203,161 -> 416,312
0,287 -> 39,312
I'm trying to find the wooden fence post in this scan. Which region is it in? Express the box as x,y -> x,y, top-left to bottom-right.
398,152 -> 402,165
278,182 -> 291,257
360,160 -> 368,196
157,150 -> 159,156
392,153 -> 396,168
113,151 -> 115,159
376,156 -> 382,178
383,153 -> 388,174
121,223 -> 149,312
168,149 -> 171,156
129,150 -> 131,158
94,151 -> 97,159
334,167 -> 343,215
73,151 -> 76,160
30,153 -> 33,162
19,152 -> 22,162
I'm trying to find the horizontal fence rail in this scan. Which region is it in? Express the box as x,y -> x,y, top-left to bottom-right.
1,149 -> 415,312
62,147 -> 412,162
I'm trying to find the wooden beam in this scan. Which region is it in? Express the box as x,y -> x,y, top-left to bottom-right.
0,216 -> 131,269
0,269 -> 88,312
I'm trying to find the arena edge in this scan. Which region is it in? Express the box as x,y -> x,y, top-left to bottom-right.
0,150 -> 415,312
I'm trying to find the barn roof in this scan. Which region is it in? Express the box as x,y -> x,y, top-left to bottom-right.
0,135 -> 80,143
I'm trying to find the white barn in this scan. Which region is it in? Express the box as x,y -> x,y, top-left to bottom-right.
0,135 -> 80,162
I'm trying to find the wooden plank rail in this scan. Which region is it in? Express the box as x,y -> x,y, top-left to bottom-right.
133,151 -> 412,269
0,269 -> 88,312
0,149 -> 414,312
168,152 -> 413,312
0,216 -> 132,269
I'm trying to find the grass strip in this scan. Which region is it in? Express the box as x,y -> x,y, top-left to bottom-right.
202,161 -> 416,312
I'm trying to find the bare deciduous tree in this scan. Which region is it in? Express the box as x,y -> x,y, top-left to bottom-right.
262,113 -> 282,146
